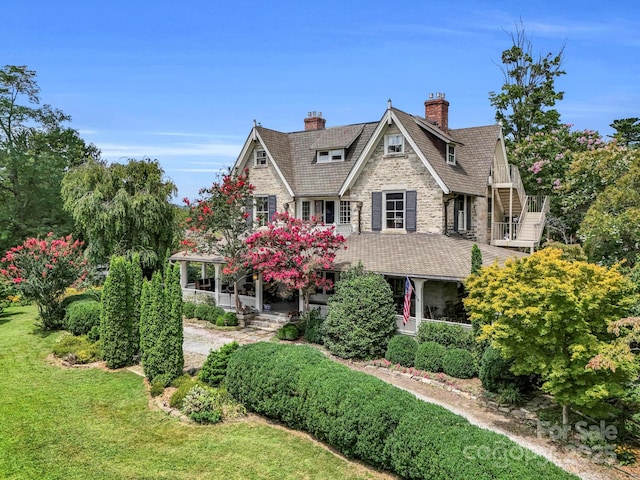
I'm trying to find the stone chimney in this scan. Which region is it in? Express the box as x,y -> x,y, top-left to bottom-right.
424,93 -> 449,131
304,111 -> 326,131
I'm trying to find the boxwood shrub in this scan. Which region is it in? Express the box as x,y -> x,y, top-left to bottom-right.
442,348 -> 476,379
199,341 -> 240,387
194,304 -> 225,323
302,309 -> 324,344
479,346 -> 530,393
182,301 -> 196,319
64,300 -> 102,336
226,343 -> 576,479
385,334 -> 418,367
414,341 -> 446,372
416,321 -> 474,351
276,323 -> 300,341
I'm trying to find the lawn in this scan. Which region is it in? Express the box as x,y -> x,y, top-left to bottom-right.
0,306 -> 388,480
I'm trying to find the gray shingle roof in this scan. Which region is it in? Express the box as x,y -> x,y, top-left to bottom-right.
334,233 -> 527,281
310,124 -> 365,150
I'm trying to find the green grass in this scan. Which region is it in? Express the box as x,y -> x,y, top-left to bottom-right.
0,306 -> 385,480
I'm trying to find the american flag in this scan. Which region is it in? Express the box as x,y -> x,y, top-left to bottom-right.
403,276 -> 413,325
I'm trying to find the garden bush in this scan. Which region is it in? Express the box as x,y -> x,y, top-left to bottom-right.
385,334 -> 418,367
181,385 -> 223,424
215,316 -> 225,327
194,304 -> 224,323
414,341 -> 446,372
301,308 -> 324,344
169,376 -> 206,409
416,321 -> 473,351
52,333 -> 101,364
277,323 -> 300,341
64,300 -> 102,336
323,269 -> 397,359
199,341 -> 240,387
221,311 -> 238,326
442,348 -> 476,379
226,342 -> 576,479
87,325 -> 100,342
479,346 -> 526,393
182,301 -> 196,319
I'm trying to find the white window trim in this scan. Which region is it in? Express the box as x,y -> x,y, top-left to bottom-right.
254,195 -> 269,226
301,200 -> 311,221
384,134 -> 404,155
447,144 -> 456,165
384,191 -> 405,230
456,195 -> 469,231
339,200 -> 351,225
317,149 -> 345,163
254,149 -> 267,167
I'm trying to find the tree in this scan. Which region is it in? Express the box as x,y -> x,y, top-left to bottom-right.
139,263 -> 183,382
0,233 -> 87,329
470,244 -> 482,276
510,124 -> 605,242
183,168 -> 254,312
323,268 -> 397,359
464,248 -> 638,424
100,256 -> 136,368
610,117 -> 640,148
61,158 -> 178,273
579,148 -> 640,268
489,22 -> 565,144
245,211 -> 346,312
0,65 -> 99,253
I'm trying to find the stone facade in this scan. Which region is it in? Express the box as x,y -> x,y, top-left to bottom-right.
350,125 -> 444,234
247,147 -> 294,211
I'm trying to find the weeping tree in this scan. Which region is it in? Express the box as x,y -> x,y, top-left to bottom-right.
61,158 -> 179,275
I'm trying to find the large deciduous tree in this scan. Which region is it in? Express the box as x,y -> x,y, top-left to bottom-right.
61,158 -> 178,273
0,65 -> 99,253
464,248 -> 638,424
245,211 -> 346,312
579,148 -> 640,268
182,168 -> 254,311
489,23 -> 565,144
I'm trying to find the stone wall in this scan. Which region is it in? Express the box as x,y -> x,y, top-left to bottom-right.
248,147 -> 294,210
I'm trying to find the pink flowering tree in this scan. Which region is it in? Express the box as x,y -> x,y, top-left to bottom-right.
0,233 -> 88,329
245,211 -> 347,312
182,168 -> 254,311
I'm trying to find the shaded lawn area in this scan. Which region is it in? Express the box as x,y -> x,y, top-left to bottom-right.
0,306 -> 387,480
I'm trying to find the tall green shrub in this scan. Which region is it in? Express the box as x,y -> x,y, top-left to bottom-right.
199,341 -> 240,387
128,253 -> 143,355
471,243 -> 483,276
139,264 -> 184,382
323,269 -> 396,359
100,256 -> 135,368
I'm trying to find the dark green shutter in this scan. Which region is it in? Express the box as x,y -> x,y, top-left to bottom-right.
268,195 -> 277,222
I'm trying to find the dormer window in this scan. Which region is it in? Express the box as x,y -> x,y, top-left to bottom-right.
447,145 -> 456,165
317,149 -> 344,163
385,134 -> 404,155
254,149 -> 267,167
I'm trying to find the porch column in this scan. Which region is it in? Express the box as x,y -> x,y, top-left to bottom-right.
214,264 -> 221,306
413,278 -> 426,333
298,289 -> 304,313
179,261 -> 188,288
201,263 -> 207,280
255,273 -> 263,313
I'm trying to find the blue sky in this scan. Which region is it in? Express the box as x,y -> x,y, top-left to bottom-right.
4,0 -> 639,202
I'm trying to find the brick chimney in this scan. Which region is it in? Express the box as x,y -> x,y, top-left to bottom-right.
304,111 -> 326,131
424,93 -> 449,131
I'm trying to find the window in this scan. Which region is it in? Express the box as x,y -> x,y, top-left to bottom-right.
254,196 -> 269,227
254,149 -> 267,167
385,192 -> 405,229
455,195 -> 470,231
447,145 -> 456,165
314,271 -> 337,297
339,201 -> 351,224
301,201 -> 311,221
385,134 -> 404,155
317,149 -> 344,163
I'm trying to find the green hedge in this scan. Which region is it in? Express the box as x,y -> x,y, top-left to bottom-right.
226,343 -> 577,479
442,348 -> 476,379
194,304 -> 224,323
182,301 -> 196,319
64,300 -> 102,336
414,341 -> 446,372
385,334 -> 418,367
416,321 -> 474,351
276,323 -> 300,341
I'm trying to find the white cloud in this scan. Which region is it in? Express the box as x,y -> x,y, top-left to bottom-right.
98,141 -> 241,159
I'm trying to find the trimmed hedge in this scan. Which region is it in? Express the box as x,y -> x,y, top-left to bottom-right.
385,334 -> 418,367
442,348 -> 476,379
416,321 -> 473,351
182,301 -> 196,319
194,304 -> 225,323
226,343 -> 576,479
64,300 -> 102,336
414,341 -> 446,372
199,341 -> 240,387
276,323 -> 300,341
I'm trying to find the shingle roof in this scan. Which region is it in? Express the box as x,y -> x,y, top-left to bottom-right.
254,105 -> 500,198
333,233 -> 527,281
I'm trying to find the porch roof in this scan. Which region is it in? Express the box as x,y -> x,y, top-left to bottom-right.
334,233 -> 527,282
169,251 -> 226,264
